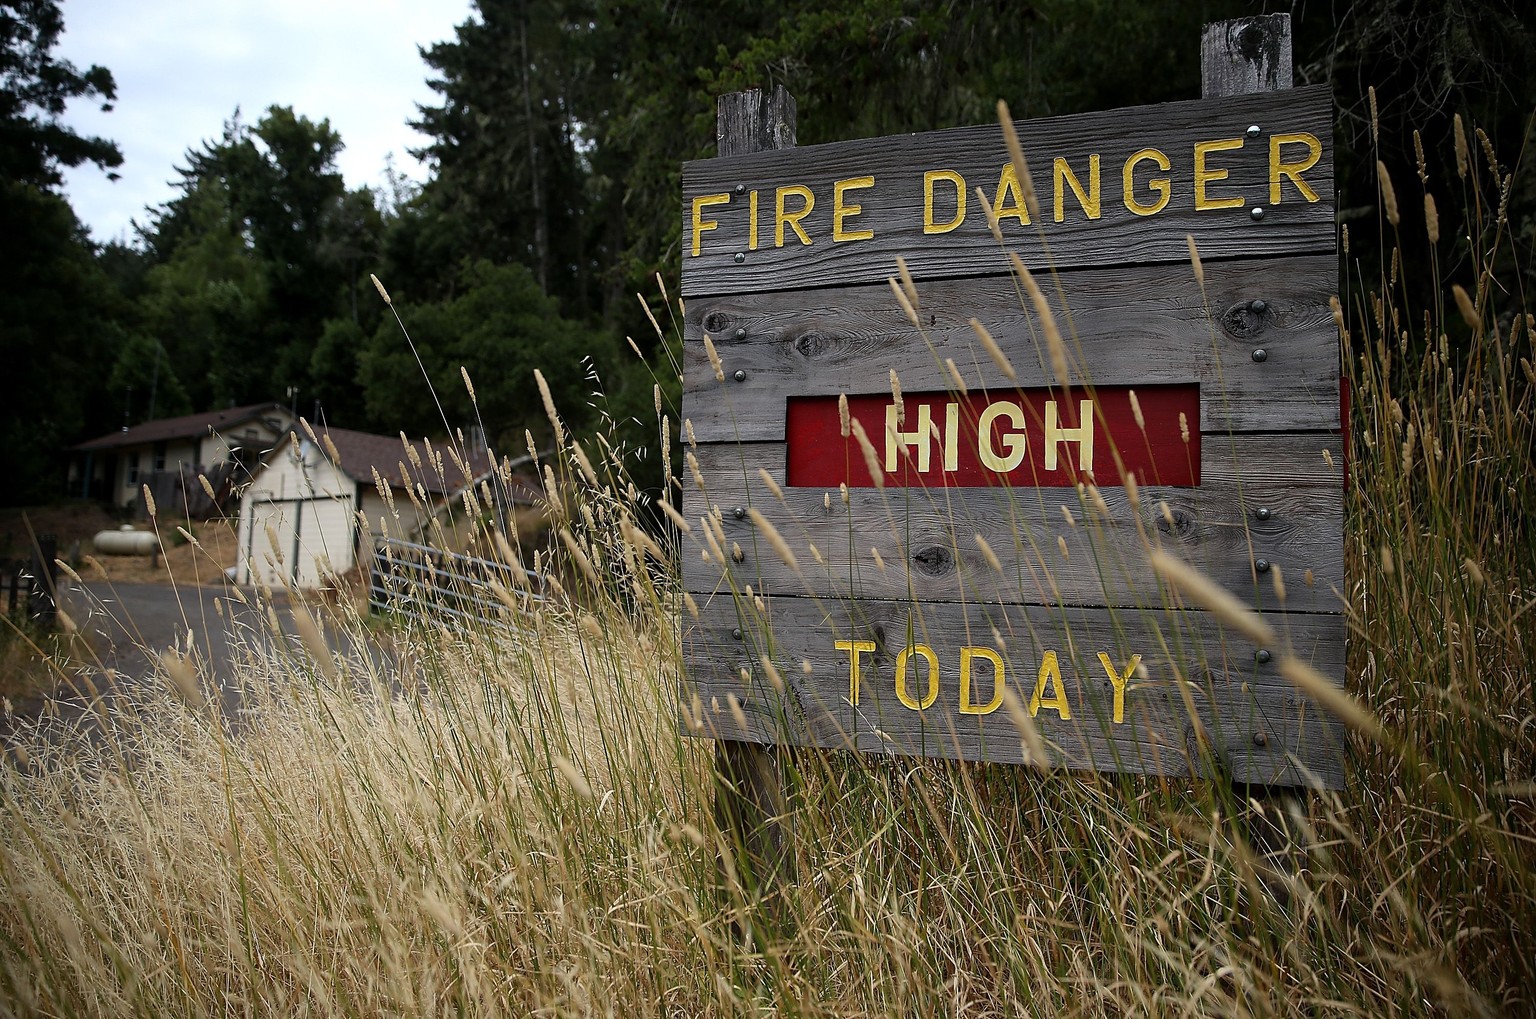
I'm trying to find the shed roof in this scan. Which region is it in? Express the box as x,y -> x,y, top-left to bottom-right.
73,403 -> 289,452
303,426 -> 498,498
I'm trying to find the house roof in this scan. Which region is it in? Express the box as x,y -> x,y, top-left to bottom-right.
307,425 -> 498,498
73,402 -> 290,452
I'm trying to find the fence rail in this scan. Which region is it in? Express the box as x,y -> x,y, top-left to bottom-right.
367,536 -> 544,629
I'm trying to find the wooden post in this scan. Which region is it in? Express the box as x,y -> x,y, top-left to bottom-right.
1201,12 -> 1307,864
711,86 -> 797,916
1201,13 -> 1293,97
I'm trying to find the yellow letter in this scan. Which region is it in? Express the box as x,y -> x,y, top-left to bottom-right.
776,185 -> 814,247
1194,138 -> 1245,210
895,644 -> 939,710
833,176 -> 875,241
924,170 -> 966,234
977,401 -> 1027,472
885,402 -> 935,473
993,162 -> 1031,227
1029,651 -> 1072,719
691,193 -> 730,256
1122,148 -> 1171,217
835,639 -> 877,705
1044,399 -> 1094,473
944,402 -> 959,471
960,646 -> 1005,715
748,189 -> 760,250
1269,133 -> 1322,205
1097,652 -> 1142,724
1053,155 -> 1101,222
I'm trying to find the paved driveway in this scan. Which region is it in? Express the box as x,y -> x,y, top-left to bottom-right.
4,581 -> 379,746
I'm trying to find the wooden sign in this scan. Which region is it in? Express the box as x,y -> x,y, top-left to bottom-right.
681,86 -> 1332,298
677,77 -> 1345,789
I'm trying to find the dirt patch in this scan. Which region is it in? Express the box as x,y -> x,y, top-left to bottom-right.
1,506 -> 241,588
78,517 -> 241,587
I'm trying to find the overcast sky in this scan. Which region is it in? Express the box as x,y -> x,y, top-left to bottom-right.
55,0 -> 476,244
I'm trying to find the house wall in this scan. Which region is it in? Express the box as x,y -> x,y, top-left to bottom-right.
104,409 -> 296,510
200,411 -> 293,469
236,438 -> 358,588
113,438 -> 200,507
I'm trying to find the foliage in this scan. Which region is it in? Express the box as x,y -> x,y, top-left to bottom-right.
359,259 -> 616,447
0,182 -> 120,504
0,0 -> 122,504
0,0 -> 119,187
413,0 -> 598,316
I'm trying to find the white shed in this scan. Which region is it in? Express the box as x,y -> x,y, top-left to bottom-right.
234,426 -> 495,588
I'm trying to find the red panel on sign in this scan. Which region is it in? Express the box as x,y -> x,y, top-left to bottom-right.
785,385 -> 1200,489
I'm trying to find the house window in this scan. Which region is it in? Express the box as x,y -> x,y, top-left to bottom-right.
153,442 -> 167,471
127,459 -> 138,484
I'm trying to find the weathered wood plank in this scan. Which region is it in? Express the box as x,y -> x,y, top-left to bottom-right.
680,434 -> 1344,614
680,594 -> 1346,788
681,254 -> 1339,441
1202,14 -> 1293,98
681,85 -> 1333,297
717,85 -> 796,157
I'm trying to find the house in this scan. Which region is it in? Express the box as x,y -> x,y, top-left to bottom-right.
234,425 -> 538,588
69,403 -> 296,511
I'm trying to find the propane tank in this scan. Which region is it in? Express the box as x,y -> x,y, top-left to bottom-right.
92,525 -> 160,556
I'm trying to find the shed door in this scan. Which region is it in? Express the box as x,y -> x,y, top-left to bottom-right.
294,495 -> 355,587
248,501 -> 298,586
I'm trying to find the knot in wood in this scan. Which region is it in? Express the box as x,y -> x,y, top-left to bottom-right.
790,330 -> 840,360
702,311 -> 732,334
1220,301 -> 1268,340
912,544 -> 954,577
1237,20 -> 1276,61
1155,506 -> 1196,539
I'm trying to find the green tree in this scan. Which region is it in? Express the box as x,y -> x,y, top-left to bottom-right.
0,0 -> 121,503
138,107 -> 385,414
0,0 -> 120,186
358,260 -> 615,449
105,334 -> 191,422
136,176 -> 271,409
412,0 -> 599,315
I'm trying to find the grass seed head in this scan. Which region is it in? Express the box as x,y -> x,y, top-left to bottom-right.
895,255 -> 918,309
747,507 -> 798,573
996,99 -> 1040,221
535,368 -> 565,446
757,467 -> 784,502
1186,234 -> 1204,288
1149,550 -> 1275,646
702,332 -> 725,382
975,186 -> 1003,242
1376,160 -> 1400,226
975,533 -> 1003,572
889,276 -> 920,327
970,318 -> 1015,381
850,418 -> 883,489
1454,113 -> 1469,178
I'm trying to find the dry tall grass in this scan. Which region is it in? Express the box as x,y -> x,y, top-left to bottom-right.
1,114 -> 1532,1016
